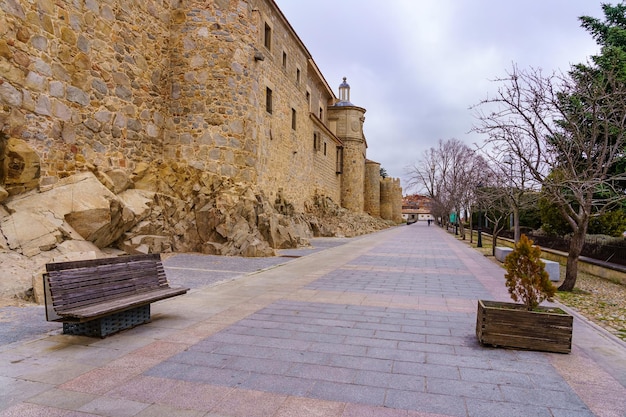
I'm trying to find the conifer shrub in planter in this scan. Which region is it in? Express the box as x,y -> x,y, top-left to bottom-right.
476,234 -> 573,353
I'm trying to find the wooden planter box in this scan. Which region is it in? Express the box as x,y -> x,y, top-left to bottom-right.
476,300 -> 573,354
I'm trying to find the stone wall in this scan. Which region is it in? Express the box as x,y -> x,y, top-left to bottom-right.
0,0 -> 400,223
252,3 -> 339,210
164,0 -> 258,184
364,159 -> 381,217
380,177 -> 393,221
390,177 -> 403,223
0,0 -> 172,187
328,105 -> 367,213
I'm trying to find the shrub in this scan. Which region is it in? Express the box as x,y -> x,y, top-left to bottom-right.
503,234 -> 556,311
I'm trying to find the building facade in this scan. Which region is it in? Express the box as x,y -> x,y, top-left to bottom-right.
0,0 -> 400,216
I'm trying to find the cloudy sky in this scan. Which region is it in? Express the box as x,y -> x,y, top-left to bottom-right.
276,0 -> 606,189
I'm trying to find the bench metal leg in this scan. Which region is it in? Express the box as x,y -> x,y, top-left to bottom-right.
62,305 -> 151,337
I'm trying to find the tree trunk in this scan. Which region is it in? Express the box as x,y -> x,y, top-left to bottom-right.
513,206 -> 520,243
558,227 -> 585,291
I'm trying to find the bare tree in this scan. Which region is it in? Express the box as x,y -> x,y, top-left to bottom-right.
472,64 -> 626,291
476,149 -> 540,243
474,164 -> 513,255
406,138 -> 485,235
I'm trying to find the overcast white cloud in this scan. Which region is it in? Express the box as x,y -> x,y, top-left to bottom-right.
276,0 -> 605,188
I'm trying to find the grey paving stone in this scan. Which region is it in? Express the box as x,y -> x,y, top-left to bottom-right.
459,368 -> 535,388
426,352 -> 492,370
171,351 -> 232,368
397,340 -> 456,354
392,361 -> 461,379
427,377 -> 503,401
226,356 -> 292,374
366,346 -> 427,362
499,385 -> 591,410
308,341 -> 367,356
327,354 -> 393,372
354,370 -> 425,391
465,398 -> 554,417
549,408 -> 597,417
0,306 -> 60,347
384,390 -> 468,416
285,363 -> 356,383
308,381 -> 386,406
239,373 -> 315,396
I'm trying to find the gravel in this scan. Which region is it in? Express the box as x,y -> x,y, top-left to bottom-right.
555,272 -> 626,342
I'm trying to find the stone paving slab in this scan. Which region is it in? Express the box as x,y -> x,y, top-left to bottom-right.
144,300 -> 593,416
0,225 -> 625,417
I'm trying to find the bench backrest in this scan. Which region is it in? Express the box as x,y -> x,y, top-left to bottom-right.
45,253 -> 168,313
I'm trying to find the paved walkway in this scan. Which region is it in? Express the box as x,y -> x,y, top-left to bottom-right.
1,224 -> 625,416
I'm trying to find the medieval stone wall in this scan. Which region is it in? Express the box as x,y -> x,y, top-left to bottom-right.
0,0 -> 399,216
165,0 -> 258,184
0,0 -> 171,187
380,177 -> 393,220
328,105 -> 366,213
252,2 -> 340,210
364,159 -> 380,217
391,177 -> 403,223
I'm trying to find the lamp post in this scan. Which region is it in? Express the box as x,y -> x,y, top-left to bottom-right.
477,183 -> 483,248
504,155 -> 514,231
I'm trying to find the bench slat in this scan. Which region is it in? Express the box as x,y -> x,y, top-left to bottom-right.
45,253 -> 162,272
56,287 -> 189,320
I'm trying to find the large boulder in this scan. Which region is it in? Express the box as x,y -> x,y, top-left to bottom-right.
3,171 -> 136,254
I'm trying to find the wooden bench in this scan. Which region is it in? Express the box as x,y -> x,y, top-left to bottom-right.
43,253 -> 188,337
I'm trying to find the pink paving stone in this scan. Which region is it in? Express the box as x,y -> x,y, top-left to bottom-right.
128,340 -> 189,360
274,396 -> 345,417
406,411 -> 458,417
160,380 -> 234,411
550,345 -> 626,417
107,376 -> 182,404
59,367 -> 138,395
342,404 -> 409,417
211,388 -> 288,417
0,403 -> 99,417
104,355 -> 161,373
341,404 -> 457,417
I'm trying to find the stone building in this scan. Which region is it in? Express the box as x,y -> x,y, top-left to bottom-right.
0,0 -> 400,220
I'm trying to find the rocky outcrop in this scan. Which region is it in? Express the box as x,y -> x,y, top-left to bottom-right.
0,161 -> 391,303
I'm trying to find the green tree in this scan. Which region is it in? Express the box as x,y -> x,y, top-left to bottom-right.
538,197 -> 572,236
588,207 -> 626,236
577,3 -> 626,194
504,234 -> 556,311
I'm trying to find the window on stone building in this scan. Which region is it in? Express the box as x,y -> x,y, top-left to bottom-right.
306,91 -> 311,110
266,87 -> 273,114
296,68 -> 301,84
336,147 -> 343,174
324,142 -> 327,156
319,107 -> 323,122
291,108 -> 297,130
313,132 -> 321,151
282,51 -> 287,69
264,22 -> 272,50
